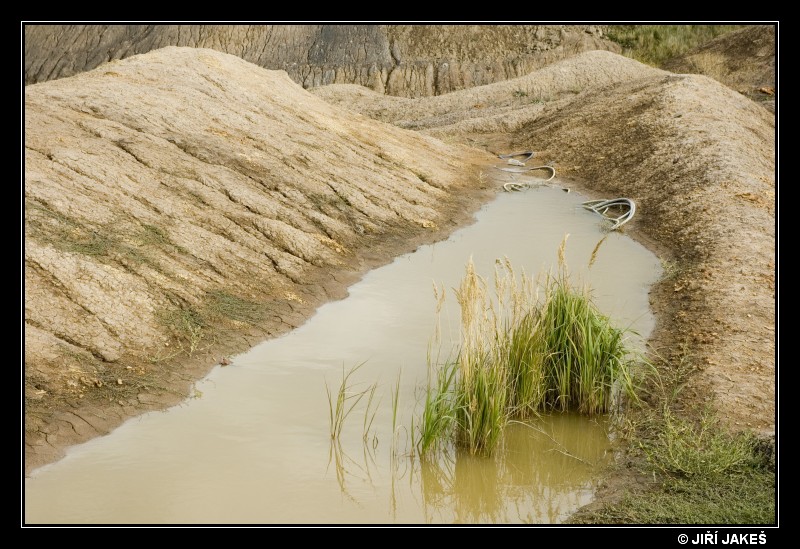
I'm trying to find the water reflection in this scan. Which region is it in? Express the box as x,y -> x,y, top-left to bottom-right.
415,415 -> 610,524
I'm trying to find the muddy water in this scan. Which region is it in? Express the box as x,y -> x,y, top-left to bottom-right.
24,180 -> 662,524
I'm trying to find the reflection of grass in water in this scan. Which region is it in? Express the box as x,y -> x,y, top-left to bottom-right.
453,453 -> 504,524
326,238 -> 643,521
327,439 -> 376,507
415,417 -> 611,524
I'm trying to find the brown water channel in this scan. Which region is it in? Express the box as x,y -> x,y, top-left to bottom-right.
24,181 -> 662,524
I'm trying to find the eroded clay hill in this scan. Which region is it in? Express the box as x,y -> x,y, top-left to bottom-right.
23,24 -> 618,96
517,74 -> 775,433
24,46 -> 492,474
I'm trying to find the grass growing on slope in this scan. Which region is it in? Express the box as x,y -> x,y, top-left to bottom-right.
605,25 -> 744,67
571,409 -> 774,524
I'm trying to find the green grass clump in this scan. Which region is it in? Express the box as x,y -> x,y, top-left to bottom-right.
417,247 -> 635,458
605,25 -> 744,66
538,274 -> 634,415
454,349 -> 508,455
574,468 -> 775,524
417,360 -> 459,457
504,311 -> 546,418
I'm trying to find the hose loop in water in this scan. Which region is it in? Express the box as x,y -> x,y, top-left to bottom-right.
495,151 -> 556,191
581,198 -> 636,230
496,152 -> 636,230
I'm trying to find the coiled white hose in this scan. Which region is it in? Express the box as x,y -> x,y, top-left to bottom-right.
497,152 -> 636,230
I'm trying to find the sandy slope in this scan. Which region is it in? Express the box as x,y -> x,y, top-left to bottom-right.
663,25 -> 776,110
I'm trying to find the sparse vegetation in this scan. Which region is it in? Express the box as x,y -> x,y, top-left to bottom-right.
205,290 -> 265,325
569,347 -> 775,524
575,466 -> 775,524
642,409 -> 758,478
137,223 -> 189,255
512,88 -> 552,103
27,200 -> 139,260
326,361 -> 378,441
157,304 -> 207,357
658,256 -> 683,281
151,289 -> 268,363
605,25 -> 744,67
25,200 -> 189,271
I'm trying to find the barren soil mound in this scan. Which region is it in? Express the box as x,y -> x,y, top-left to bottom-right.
313,50 -> 667,135
515,74 -> 775,433
24,46 -> 492,474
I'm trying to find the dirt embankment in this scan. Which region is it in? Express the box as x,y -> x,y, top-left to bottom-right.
23,24 -> 618,96
315,50 -> 776,434
24,47 -> 493,475
312,50 -> 666,134
516,74 -> 775,433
